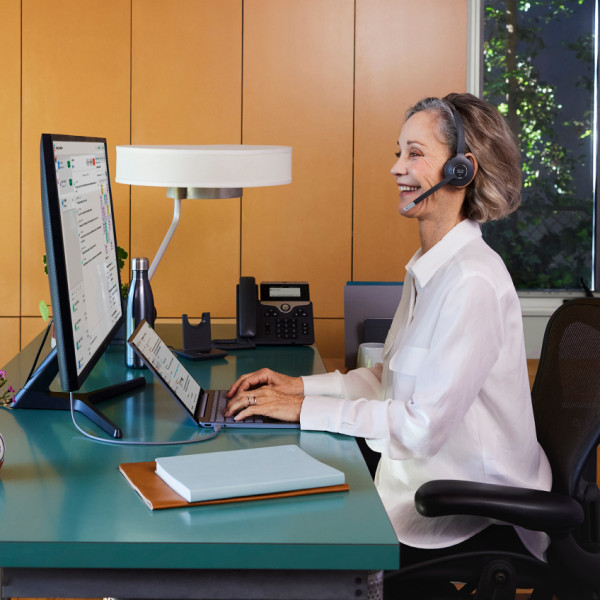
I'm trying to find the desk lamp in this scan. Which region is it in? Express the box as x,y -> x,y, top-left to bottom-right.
115,144 -> 292,358
115,144 -> 292,280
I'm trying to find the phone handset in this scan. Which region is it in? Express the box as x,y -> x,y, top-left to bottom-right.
210,277 -> 257,350
237,276 -> 258,338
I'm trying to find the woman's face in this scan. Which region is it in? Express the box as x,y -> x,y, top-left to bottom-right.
390,110 -> 452,216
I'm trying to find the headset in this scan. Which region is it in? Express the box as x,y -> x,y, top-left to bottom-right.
403,104 -> 476,212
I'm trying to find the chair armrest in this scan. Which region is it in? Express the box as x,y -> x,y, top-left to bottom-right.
415,479 -> 584,533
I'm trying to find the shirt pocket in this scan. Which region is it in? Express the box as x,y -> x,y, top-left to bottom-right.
388,346 -> 429,398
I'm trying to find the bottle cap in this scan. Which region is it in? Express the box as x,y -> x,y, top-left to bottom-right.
131,257 -> 149,271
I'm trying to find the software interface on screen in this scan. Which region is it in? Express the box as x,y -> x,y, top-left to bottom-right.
52,140 -> 122,375
131,321 -> 201,414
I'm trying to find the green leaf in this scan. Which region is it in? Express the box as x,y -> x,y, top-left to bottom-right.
39,300 -> 50,322
117,246 -> 128,272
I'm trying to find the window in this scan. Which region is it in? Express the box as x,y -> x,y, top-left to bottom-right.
479,0 -> 597,290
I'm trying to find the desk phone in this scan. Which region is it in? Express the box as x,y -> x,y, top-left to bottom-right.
238,277 -> 315,346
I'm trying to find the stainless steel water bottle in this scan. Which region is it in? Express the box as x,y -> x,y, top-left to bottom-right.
125,257 -> 155,368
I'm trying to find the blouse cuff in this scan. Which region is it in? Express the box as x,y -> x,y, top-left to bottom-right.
301,371 -> 345,398
300,394 -> 346,432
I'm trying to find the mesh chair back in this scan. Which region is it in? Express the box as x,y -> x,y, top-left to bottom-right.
531,298 -> 600,497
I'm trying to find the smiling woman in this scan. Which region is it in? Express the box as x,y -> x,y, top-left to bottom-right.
392,110 -> 458,218
393,94 -> 521,226
393,104 -> 475,213
224,93 -> 553,592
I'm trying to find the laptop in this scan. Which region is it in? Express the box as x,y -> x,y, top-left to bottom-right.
128,320 -> 298,429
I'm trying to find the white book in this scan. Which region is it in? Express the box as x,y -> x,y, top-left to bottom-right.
155,444 -> 346,503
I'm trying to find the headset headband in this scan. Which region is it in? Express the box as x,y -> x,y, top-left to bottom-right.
449,105 -> 466,155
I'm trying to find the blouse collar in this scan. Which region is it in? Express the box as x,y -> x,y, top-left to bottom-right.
406,219 -> 482,289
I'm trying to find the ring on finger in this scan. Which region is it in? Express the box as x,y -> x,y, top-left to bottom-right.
247,395 -> 251,407
253,396 -> 257,405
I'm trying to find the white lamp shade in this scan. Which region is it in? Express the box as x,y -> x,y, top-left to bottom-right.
115,144 -> 292,189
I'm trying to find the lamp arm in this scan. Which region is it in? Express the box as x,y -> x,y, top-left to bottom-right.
148,195 -> 181,281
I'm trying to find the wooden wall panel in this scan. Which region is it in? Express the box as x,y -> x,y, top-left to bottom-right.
20,317 -> 48,351
354,0 -> 469,282
0,1 -> 21,318
313,318 -> 345,363
21,0 -> 131,324
130,0 -> 242,319
4,0 -> 474,363
242,0 -> 355,319
0,319 -> 20,369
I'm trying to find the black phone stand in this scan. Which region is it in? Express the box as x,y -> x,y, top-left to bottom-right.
172,313 -> 228,361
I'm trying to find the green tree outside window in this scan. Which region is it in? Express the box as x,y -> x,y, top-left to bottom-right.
482,0 -> 595,289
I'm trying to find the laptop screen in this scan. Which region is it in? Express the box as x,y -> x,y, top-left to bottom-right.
129,320 -> 201,415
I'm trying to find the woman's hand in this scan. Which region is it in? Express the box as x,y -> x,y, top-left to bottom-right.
224,388 -> 304,423
227,368 -> 304,398
224,368 -> 305,423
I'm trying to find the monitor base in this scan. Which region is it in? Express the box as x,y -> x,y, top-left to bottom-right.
12,348 -> 145,438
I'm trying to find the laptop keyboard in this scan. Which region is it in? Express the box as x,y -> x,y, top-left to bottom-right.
210,390 -> 264,424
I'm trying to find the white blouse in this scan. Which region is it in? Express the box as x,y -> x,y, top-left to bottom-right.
300,219 -> 552,560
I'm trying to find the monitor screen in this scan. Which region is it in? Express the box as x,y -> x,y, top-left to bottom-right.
41,134 -> 123,391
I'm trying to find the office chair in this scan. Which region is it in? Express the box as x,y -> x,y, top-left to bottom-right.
388,298 -> 600,600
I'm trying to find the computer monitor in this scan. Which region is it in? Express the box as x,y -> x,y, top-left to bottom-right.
12,134 -> 144,438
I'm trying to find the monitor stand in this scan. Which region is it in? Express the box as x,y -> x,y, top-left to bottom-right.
12,348 -> 146,438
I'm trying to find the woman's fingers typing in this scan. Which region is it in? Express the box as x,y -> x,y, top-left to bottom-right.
227,368 -> 304,398
224,388 -> 304,423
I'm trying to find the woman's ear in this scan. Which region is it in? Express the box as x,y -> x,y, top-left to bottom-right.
465,152 -> 478,180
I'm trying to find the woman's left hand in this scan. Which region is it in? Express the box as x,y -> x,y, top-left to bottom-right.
224,388 -> 304,423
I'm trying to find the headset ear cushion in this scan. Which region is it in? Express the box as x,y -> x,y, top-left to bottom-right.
444,154 -> 475,187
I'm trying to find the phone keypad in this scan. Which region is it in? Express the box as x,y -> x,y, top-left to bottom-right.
260,305 -> 314,344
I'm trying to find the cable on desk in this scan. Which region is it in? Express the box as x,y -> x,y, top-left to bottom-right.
69,392 -> 222,446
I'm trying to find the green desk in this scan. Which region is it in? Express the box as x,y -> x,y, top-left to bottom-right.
0,326 -> 399,599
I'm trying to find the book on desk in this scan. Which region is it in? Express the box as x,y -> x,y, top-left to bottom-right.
120,444 -> 349,510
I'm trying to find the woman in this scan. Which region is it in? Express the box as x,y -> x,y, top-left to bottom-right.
225,93 -> 551,563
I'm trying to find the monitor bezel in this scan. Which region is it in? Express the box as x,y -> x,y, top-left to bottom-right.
40,133 -> 124,392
